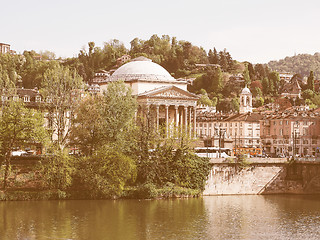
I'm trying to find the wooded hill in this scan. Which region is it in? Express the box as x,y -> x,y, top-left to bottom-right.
268,53 -> 320,78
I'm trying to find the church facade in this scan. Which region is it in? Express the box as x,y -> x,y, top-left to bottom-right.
100,57 -> 199,137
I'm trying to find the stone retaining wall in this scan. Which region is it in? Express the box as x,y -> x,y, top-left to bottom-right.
203,162 -> 320,195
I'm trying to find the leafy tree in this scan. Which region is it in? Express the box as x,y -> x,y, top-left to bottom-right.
0,100 -> 47,189
69,81 -> 137,155
254,97 -> 264,107
208,48 -> 219,64
190,67 -> 223,94
243,64 -> 250,85
262,77 -> 269,95
40,149 -> 75,191
219,50 -> 228,71
251,80 -> 263,96
41,65 -> 84,148
211,96 -> 218,106
198,89 -> 213,106
69,95 -> 104,156
302,89 -> 314,100
311,94 -> 320,107
73,146 -> 136,198
307,70 -> 315,91
231,97 -> 240,112
99,81 -> 137,151
132,123 -> 210,190
268,71 -> 280,95
254,64 -> 267,80
247,62 -> 255,80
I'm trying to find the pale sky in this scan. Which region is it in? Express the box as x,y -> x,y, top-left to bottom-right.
2,0 -> 320,63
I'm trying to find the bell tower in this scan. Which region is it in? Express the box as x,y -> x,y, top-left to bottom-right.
239,86 -> 252,114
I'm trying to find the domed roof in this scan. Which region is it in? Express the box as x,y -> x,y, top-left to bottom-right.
241,86 -> 251,95
110,57 -> 175,82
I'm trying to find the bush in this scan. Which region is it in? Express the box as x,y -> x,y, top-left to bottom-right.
72,146 -> 136,198
39,150 -> 75,190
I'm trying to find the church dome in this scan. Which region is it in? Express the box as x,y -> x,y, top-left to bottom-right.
241,86 -> 251,95
110,57 -> 175,82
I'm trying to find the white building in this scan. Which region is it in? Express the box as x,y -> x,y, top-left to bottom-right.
100,57 -> 199,137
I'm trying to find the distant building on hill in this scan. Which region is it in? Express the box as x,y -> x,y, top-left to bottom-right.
279,72 -> 293,82
280,79 -> 301,99
0,43 -> 11,54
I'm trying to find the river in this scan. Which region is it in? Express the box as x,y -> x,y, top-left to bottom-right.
1,195 -> 320,240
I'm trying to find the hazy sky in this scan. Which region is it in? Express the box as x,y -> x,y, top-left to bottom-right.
2,0 -> 320,63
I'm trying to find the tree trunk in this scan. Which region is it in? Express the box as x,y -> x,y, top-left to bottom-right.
3,154 -> 11,189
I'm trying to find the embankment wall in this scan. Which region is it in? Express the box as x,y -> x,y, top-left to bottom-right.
204,159 -> 320,195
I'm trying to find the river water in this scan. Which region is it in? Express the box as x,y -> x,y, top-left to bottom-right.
1,195 -> 320,240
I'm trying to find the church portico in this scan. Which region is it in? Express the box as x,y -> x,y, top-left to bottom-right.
138,100 -> 197,138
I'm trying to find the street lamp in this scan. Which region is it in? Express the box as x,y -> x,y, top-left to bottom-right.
292,121 -> 299,161
215,127 -> 226,158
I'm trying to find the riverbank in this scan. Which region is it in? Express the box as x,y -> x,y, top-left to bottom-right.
0,185 -> 201,201
3,157 -> 320,201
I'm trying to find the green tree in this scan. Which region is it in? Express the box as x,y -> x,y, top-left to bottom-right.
247,62 -> 255,80
41,65 -> 84,148
254,97 -> 264,107
268,71 -> 280,95
69,81 -> 137,155
231,97 -> 240,112
69,95 -> 104,156
99,81 -> 137,151
198,89 -> 213,106
262,77 -> 269,95
307,70 -> 315,91
311,94 -> 320,107
0,100 -> 47,189
40,149 -> 75,191
302,89 -> 314,100
73,146 -> 136,198
243,64 -> 251,85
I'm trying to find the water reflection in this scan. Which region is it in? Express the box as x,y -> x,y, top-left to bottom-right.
1,195 -> 320,240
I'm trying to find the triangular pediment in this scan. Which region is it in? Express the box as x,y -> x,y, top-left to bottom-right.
138,86 -> 199,100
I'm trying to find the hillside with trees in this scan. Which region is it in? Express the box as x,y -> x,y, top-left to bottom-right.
1,34 -> 320,114
268,53 -> 320,78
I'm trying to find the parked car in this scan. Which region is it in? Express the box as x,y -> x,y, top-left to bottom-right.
11,150 -> 28,156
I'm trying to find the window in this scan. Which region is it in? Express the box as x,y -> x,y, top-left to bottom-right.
303,128 -> 307,136
23,96 -> 30,102
280,129 -> 283,135
280,120 -> 283,125
35,96 -> 41,102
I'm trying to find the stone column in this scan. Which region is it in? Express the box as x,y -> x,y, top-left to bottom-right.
165,105 -> 169,138
175,105 -> 179,129
189,106 -> 192,137
156,104 -> 160,131
184,106 -> 188,134
193,106 -> 197,138
146,104 -> 150,128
